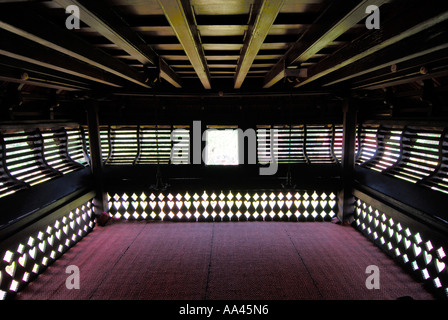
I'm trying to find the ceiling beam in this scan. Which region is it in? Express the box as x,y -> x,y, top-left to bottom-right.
157,0 -> 211,89
0,29 -> 124,88
52,0 -> 182,88
0,65 -> 85,92
263,0 -> 387,88
0,4 -> 151,89
233,0 -> 285,89
296,1 -> 448,88
0,55 -> 93,88
320,22 -> 448,88
351,48 -> 448,90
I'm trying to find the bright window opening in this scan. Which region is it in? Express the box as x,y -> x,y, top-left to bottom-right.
204,129 -> 239,165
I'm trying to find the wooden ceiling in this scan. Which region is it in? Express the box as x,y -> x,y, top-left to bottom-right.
0,0 -> 448,120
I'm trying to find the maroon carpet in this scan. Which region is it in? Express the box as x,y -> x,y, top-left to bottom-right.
15,221 -> 434,300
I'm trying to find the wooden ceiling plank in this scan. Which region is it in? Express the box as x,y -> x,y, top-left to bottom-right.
234,0 -> 285,89
263,0 -> 387,88
157,0 -> 211,89
52,0 -> 182,88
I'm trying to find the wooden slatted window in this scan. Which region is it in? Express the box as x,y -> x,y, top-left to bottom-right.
333,124 -> 344,162
386,128 -> 442,184
305,125 -> 335,163
64,128 -> 89,167
423,129 -> 448,194
42,129 -> 84,175
4,130 -> 59,187
99,127 -> 110,163
257,125 -> 307,164
0,127 -> 89,199
103,125 -> 190,165
257,124 -> 341,164
137,126 -> 173,164
356,125 -> 379,165
359,126 -> 402,172
107,126 -> 139,165
355,124 -> 448,196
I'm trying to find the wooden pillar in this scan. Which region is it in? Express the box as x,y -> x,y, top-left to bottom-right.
86,102 -> 107,219
337,99 -> 357,223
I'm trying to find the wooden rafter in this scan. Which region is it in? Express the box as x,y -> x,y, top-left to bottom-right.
157,0 -> 211,89
296,1 -> 448,88
263,0 -> 388,89
0,4 -> 151,89
321,22 -> 448,88
234,0 -> 285,89
52,0 -> 182,88
0,29 -> 124,88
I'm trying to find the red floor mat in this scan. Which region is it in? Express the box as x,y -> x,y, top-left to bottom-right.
15,221 -> 435,300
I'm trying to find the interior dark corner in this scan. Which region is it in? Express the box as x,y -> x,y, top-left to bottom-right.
1,0 -> 448,303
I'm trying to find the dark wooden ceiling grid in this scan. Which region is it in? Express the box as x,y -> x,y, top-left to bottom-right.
0,0 -> 447,122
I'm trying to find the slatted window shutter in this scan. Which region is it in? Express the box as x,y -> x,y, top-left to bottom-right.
0,133 -> 29,198
107,126 -> 139,165
0,128 -> 89,198
359,126 -> 402,172
333,124 -> 344,162
356,124 -> 379,165
102,126 -> 190,165
3,130 -> 56,187
257,125 -> 341,164
385,128 -> 441,183
138,126 -> 173,164
257,125 -> 307,164
42,129 -> 84,175
355,124 -> 448,196
305,125 -> 335,163
63,127 -> 90,167
99,126 -> 110,163
422,129 -> 448,194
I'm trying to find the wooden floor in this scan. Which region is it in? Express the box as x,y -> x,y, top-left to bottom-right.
15,221 -> 435,300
